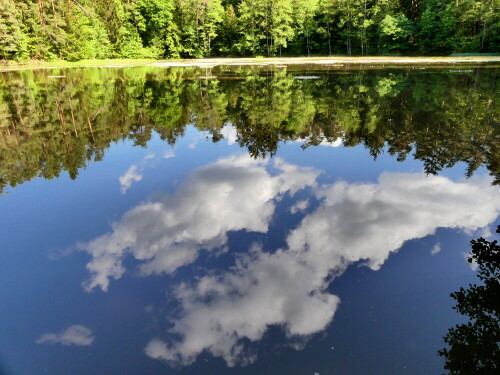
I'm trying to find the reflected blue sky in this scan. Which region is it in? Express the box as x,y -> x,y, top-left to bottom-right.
1,125 -> 498,375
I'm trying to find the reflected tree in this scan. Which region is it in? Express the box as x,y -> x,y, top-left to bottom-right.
438,226 -> 500,374
0,67 -> 499,194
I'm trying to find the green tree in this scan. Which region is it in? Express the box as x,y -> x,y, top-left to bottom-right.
132,0 -> 177,58
292,0 -> 318,56
315,0 -> 337,55
450,0 -> 500,53
214,4 -> 238,55
63,2 -> 111,60
333,0 -> 372,55
417,0 -> 458,54
378,13 -> 413,53
438,226 -> 500,374
0,0 -> 26,60
174,0 -> 224,57
93,0 -> 130,56
237,0 -> 294,56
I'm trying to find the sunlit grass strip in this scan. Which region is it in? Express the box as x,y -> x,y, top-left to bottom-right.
1,56 -> 500,72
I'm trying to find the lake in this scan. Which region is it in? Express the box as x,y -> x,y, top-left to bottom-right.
0,64 -> 498,375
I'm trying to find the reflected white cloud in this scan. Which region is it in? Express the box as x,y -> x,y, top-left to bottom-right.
464,252 -> 479,271
290,199 -> 309,214
119,151 -> 176,194
145,244 -> 340,367
81,154 -> 320,292
145,172 -> 499,367
164,149 -> 176,159
294,136 -> 343,147
220,125 -> 238,145
431,243 -> 441,255
219,125 -> 341,148
479,225 -> 493,239
119,165 -> 143,194
285,174 -> 498,276
35,325 -> 94,346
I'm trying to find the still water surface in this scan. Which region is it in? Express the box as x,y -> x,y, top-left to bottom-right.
0,65 -> 498,375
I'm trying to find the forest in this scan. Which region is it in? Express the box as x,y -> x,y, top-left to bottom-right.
0,66 -> 498,194
0,0 -> 498,61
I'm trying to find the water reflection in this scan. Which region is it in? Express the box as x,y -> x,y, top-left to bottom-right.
80,155 -> 319,292
1,66 -> 498,195
35,325 -> 94,347
77,154 -> 500,367
1,66 -> 499,374
119,152 -> 173,194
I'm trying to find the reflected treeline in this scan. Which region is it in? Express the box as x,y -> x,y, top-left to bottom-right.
0,66 -> 498,193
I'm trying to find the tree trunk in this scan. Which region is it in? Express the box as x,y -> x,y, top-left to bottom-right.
37,0 -> 45,26
347,23 -> 352,56
306,30 -> 310,56
362,0 -> 367,56
481,21 -> 487,49
328,25 -> 332,55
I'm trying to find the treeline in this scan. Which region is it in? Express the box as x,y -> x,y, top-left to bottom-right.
0,0 -> 498,61
1,66 -> 498,193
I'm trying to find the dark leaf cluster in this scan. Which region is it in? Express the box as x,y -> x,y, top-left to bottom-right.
439,226 -> 500,374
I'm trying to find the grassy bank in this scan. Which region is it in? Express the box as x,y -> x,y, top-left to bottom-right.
2,56 -> 500,72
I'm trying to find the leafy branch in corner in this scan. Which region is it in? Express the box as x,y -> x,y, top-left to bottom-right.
438,225 -> 500,374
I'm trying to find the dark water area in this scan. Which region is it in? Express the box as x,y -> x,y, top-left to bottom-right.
0,65 -> 498,375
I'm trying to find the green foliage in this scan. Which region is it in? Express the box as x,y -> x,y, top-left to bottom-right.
0,0 -> 26,60
214,4 -> 238,54
64,4 -> 111,61
439,226 -> 500,374
132,0 -> 176,57
0,0 -> 498,60
379,13 -> 413,53
93,0 -> 128,56
174,0 -> 224,58
236,0 -> 295,56
417,0 -> 458,54
290,0 -> 318,55
1,67 -> 498,193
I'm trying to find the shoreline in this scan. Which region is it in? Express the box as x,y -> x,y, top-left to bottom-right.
1,56 -> 499,72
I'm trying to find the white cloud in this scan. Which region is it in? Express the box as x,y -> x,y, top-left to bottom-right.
220,125 -> 238,145
163,149 -> 176,159
80,154 -> 320,292
218,124 -> 341,148
145,247 -> 340,367
119,165 -> 143,194
288,174 -> 500,274
464,252 -> 479,271
290,199 -> 309,214
35,325 -> 94,346
431,243 -> 441,255
294,136 -> 342,148
119,152 -> 174,194
479,225 -> 493,239
145,172 -> 499,367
